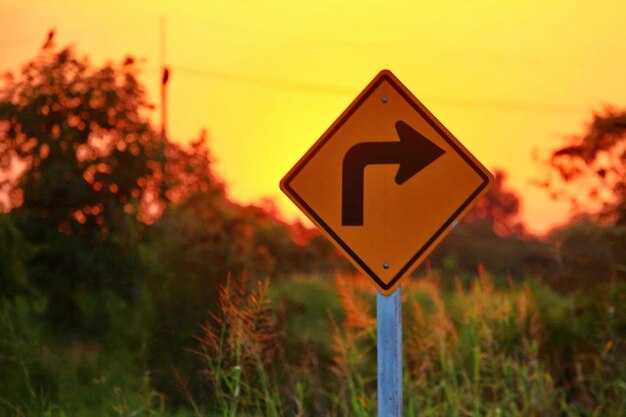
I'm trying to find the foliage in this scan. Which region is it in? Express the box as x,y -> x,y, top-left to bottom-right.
0,295 -> 160,417
187,273 -> 626,417
423,169 -> 558,285
0,37 -> 163,228
463,169 -> 525,236
142,190 -> 345,401
426,220 -> 556,285
546,220 -> 626,290
3,269 -> 626,416
0,215 -> 34,299
0,35 -> 166,332
0,33 -> 350,408
545,108 -> 626,225
193,276 -> 282,417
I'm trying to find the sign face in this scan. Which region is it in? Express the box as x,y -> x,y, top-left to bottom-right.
280,70 -> 493,294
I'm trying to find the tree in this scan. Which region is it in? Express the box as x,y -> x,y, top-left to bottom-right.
546,108 -> 626,225
423,170 -> 558,281
463,169 -> 525,235
0,34 -> 167,331
0,36 -> 165,230
0,31 -> 354,406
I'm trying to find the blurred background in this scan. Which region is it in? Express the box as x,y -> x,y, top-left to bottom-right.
1,1 -> 625,416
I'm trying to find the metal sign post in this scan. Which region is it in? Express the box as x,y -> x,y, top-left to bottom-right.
377,287 -> 402,417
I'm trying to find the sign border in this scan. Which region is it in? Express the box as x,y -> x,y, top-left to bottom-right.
280,69 -> 492,293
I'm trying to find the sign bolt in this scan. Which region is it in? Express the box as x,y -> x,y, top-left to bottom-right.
382,96 -> 388,103
383,262 -> 390,269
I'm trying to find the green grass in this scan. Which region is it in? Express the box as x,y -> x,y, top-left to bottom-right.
1,272 -> 625,416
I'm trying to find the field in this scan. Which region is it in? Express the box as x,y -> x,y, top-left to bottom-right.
2,269 -> 625,417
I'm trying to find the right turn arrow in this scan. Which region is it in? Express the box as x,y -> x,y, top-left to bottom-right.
341,121 -> 445,226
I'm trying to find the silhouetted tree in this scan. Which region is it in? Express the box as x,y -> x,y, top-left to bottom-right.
546,108 -> 626,225
464,169 -> 525,235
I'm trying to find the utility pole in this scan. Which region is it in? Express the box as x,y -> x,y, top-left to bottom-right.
160,16 -> 169,141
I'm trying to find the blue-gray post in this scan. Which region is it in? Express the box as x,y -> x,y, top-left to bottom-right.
377,287 -> 402,417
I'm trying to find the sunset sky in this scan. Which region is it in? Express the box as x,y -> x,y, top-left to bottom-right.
2,0 -> 626,235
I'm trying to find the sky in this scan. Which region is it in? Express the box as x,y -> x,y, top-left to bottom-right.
2,0 -> 626,235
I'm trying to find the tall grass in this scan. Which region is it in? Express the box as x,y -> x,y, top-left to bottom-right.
194,275 -> 283,417
0,297 -> 173,417
196,271 -> 625,416
327,276 -> 376,417
3,271 -> 624,416
402,269 -> 557,416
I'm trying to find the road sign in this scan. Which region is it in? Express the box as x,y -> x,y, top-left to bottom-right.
280,70 -> 493,294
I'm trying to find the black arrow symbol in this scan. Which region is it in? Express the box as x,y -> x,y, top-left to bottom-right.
341,121 -> 445,226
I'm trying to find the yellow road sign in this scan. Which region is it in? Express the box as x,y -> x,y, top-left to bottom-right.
280,70 -> 493,294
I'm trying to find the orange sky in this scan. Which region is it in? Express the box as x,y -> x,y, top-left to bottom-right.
2,0 -> 626,235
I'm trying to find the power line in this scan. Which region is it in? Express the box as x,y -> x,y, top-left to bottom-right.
0,28 -> 612,117
173,66 -> 355,96
421,96 -> 585,115
161,65 -> 589,115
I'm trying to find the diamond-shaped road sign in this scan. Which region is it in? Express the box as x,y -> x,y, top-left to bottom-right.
280,70 -> 493,294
